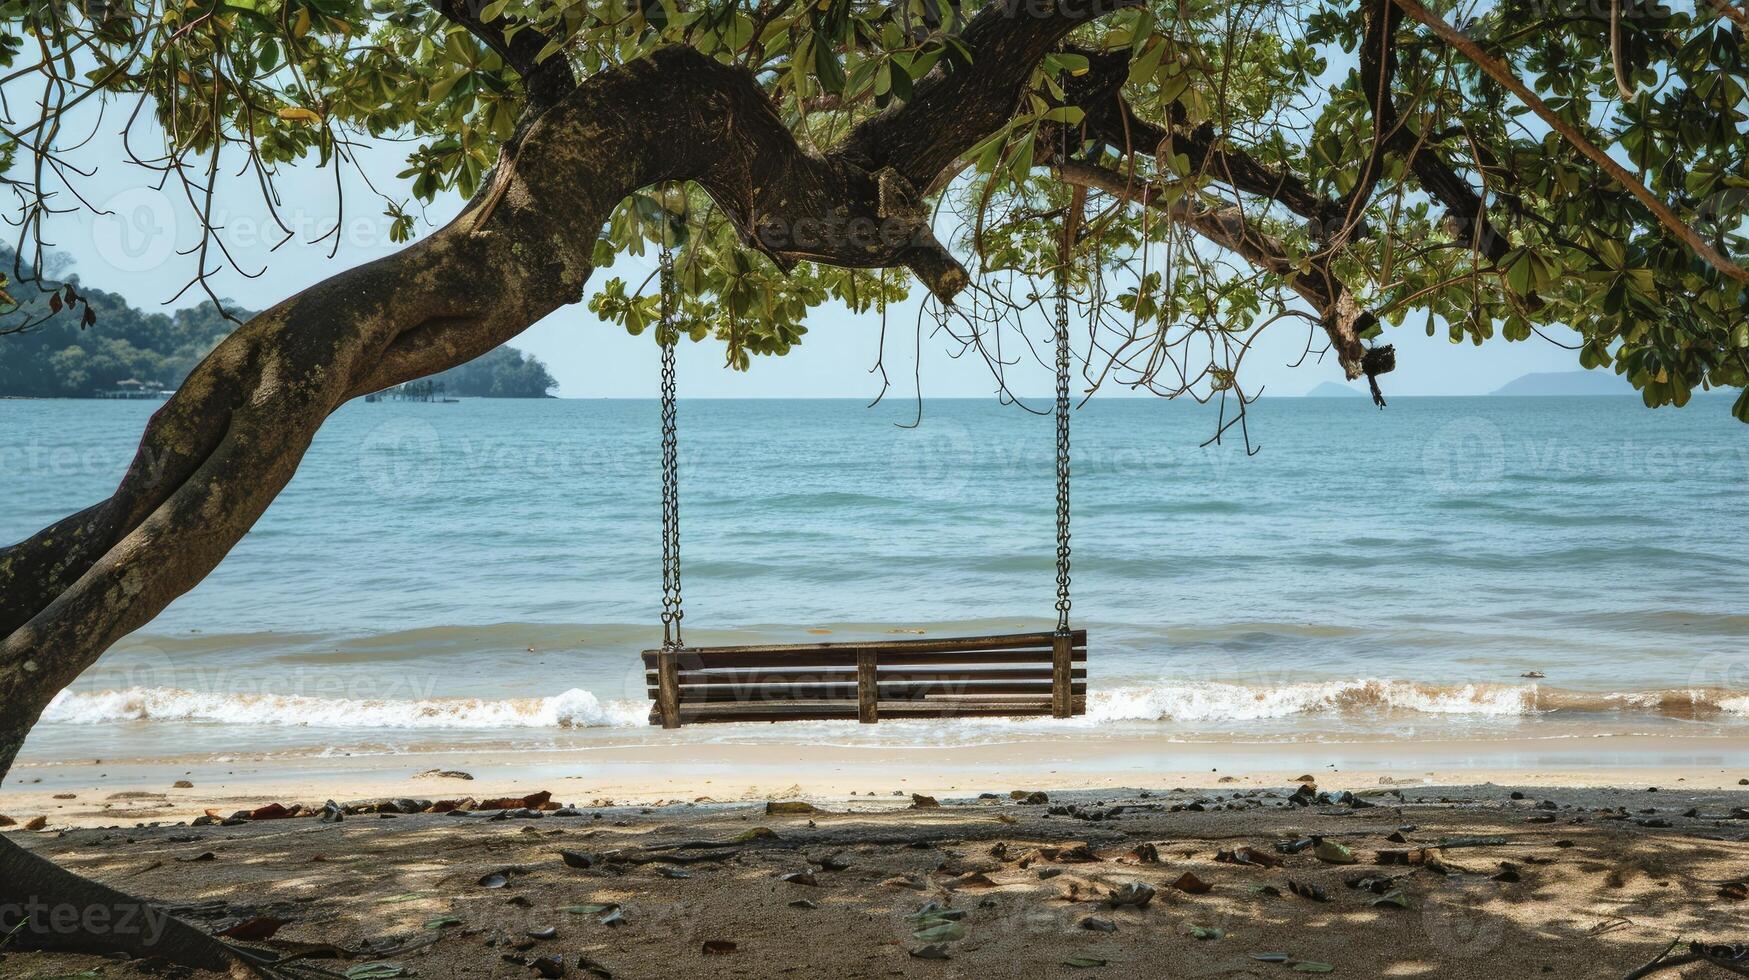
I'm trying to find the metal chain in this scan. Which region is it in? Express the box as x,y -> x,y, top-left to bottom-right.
658,232 -> 684,650
1054,243 -> 1073,634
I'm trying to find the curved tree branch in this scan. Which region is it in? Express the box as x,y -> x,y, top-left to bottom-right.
434,0 -> 577,110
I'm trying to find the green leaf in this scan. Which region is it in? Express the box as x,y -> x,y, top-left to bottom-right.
1189,924 -> 1224,940
1291,963 -> 1335,974
913,922 -> 966,942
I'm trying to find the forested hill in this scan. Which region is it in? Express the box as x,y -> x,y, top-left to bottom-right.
0,251 -> 556,398
0,251 -> 246,398
408,346 -> 558,398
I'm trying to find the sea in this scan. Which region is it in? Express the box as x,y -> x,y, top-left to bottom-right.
4,395 -> 1748,767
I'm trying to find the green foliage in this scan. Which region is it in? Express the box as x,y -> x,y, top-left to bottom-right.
2,0 -> 1745,411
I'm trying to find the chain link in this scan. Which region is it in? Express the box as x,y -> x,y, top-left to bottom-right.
658,233 -> 684,650
1054,248 -> 1073,634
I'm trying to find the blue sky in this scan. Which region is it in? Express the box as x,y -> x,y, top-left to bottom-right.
28,95 -> 1588,400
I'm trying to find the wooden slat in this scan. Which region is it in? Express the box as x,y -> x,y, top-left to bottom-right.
654,696 -> 1088,725
646,667 -> 1088,687
641,630 -> 1083,660
643,647 -> 1077,668
640,630 -> 1086,667
646,681 -> 1087,703
857,651 -> 877,724
646,673 -> 1086,698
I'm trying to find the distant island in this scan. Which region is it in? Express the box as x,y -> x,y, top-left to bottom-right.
1303,380 -> 1367,397
0,249 -> 555,398
387,346 -> 557,399
1490,371 -> 1631,396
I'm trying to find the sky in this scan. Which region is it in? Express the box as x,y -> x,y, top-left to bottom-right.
19,81 -> 1589,401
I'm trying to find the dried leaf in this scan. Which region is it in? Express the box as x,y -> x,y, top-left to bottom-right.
1171,871 -> 1212,894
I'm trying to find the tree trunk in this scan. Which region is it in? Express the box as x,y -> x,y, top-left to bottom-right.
0,835 -> 270,977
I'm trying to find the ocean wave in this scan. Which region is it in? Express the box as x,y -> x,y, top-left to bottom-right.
1084,681 -> 1749,723
36,680 -> 1749,731
41,686 -> 648,729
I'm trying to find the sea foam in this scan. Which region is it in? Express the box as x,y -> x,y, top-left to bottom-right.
41,686 -> 648,729
37,680 -> 1749,730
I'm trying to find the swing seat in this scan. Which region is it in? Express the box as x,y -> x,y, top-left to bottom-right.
642,630 -> 1087,727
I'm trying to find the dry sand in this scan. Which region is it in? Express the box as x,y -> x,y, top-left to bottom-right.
6,780 -> 1749,979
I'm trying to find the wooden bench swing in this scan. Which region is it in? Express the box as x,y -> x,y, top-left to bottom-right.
640,233 -> 1086,728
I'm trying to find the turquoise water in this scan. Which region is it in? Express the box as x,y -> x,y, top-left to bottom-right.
4,395 -> 1747,762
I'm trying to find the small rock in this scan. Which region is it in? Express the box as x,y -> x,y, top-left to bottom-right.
1079,916 -> 1118,933
910,794 -> 940,809
1108,882 -> 1156,909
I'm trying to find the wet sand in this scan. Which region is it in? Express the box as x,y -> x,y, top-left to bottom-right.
9,732 -> 1749,829
6,781 -> 1749,979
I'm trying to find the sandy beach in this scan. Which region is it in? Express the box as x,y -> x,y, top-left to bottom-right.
6,776 -> 1749,979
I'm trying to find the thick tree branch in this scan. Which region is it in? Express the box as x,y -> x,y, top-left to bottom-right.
1062,48 -> 1343,232
435,0 -> 577,109
842,0 -> 1141,189
1393,0 -> 1749,285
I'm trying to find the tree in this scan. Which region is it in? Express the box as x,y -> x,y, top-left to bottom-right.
1,0 -> 1746,972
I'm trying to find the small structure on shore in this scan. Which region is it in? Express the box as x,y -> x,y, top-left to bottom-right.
94,379 -> 174,400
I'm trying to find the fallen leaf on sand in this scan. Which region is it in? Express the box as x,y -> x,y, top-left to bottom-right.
1189,924 -> 1223,940
911,944 -> 950,959
914,921 -> 966,942
1064,958 -> 1109,968
766,801 -> 819,815
1287,880 -> 1329,902
1172,872 -> 1212,894
1217,846 -> 1282,868
702,940 -> 737,955
23,815 -> 48,831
